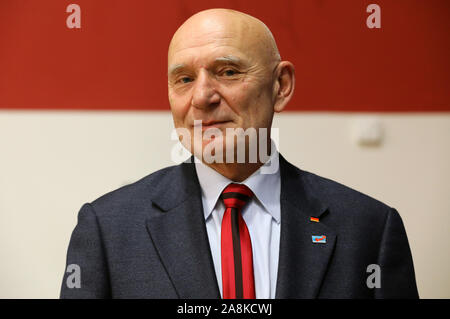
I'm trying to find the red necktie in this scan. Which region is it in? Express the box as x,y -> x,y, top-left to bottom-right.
220,183 -> 255,299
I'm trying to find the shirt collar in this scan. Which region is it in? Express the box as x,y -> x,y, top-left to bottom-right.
194,142 -> 281,224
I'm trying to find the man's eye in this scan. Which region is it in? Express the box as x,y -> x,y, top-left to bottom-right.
179,77 -> 193,84
223,69 -> 237,76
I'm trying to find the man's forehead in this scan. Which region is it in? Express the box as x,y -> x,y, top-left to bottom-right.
169,27 -> 249,60
168,30 -> 251,69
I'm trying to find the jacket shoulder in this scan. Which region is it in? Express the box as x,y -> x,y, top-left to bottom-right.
301,169 -> 393,214
279,154 -> 395,228
87,161 -> 189,217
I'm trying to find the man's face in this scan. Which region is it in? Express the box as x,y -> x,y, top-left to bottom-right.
168,14 -> 278,158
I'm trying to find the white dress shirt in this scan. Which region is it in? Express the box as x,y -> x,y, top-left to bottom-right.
194,149 -> 281,299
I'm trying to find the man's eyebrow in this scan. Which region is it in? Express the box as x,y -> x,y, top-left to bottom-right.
168,63 -> 185,75
214,55 -> 243,65
168,56 -> 244,75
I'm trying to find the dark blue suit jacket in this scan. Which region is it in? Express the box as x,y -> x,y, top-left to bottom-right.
60,155 -> 419,298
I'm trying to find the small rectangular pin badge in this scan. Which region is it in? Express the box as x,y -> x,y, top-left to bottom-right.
310,217 -> 320,222
312,235 -> 327,243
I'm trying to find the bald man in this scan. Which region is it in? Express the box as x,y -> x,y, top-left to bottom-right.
60,9 -> 419,299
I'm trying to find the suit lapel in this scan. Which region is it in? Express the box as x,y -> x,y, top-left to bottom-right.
275,156 -> 337,298
145,159 -> 220,298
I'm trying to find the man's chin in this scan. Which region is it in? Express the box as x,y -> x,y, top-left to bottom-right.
190,137 -> 232,164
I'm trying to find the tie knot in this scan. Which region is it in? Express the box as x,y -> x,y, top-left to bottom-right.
221,183 -> 254,210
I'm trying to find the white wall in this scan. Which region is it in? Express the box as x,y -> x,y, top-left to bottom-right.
0,110 -> 449,298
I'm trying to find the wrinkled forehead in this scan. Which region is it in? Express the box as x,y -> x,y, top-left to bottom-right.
168,18 -> 255,66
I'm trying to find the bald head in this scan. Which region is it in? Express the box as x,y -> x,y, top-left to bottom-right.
168,9 -> 281,72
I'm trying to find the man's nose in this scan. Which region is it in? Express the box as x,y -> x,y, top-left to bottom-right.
191,69 -> 220,109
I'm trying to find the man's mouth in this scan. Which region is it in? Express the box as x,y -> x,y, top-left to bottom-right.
194,120 -> 232,131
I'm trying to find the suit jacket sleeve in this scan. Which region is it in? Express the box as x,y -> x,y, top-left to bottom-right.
375,208 -> 419,298
60,203 -> 111,298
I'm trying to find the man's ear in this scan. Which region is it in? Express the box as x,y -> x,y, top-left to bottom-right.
273,61 -> 295,113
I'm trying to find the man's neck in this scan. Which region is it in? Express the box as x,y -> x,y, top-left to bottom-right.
194,138 -> 275,182
204,161 -> 264,182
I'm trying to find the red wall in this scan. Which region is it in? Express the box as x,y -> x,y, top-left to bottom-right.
0,0 -> 449,112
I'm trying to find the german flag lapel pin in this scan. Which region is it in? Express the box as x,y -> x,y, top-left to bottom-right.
310,217 -> 320,223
